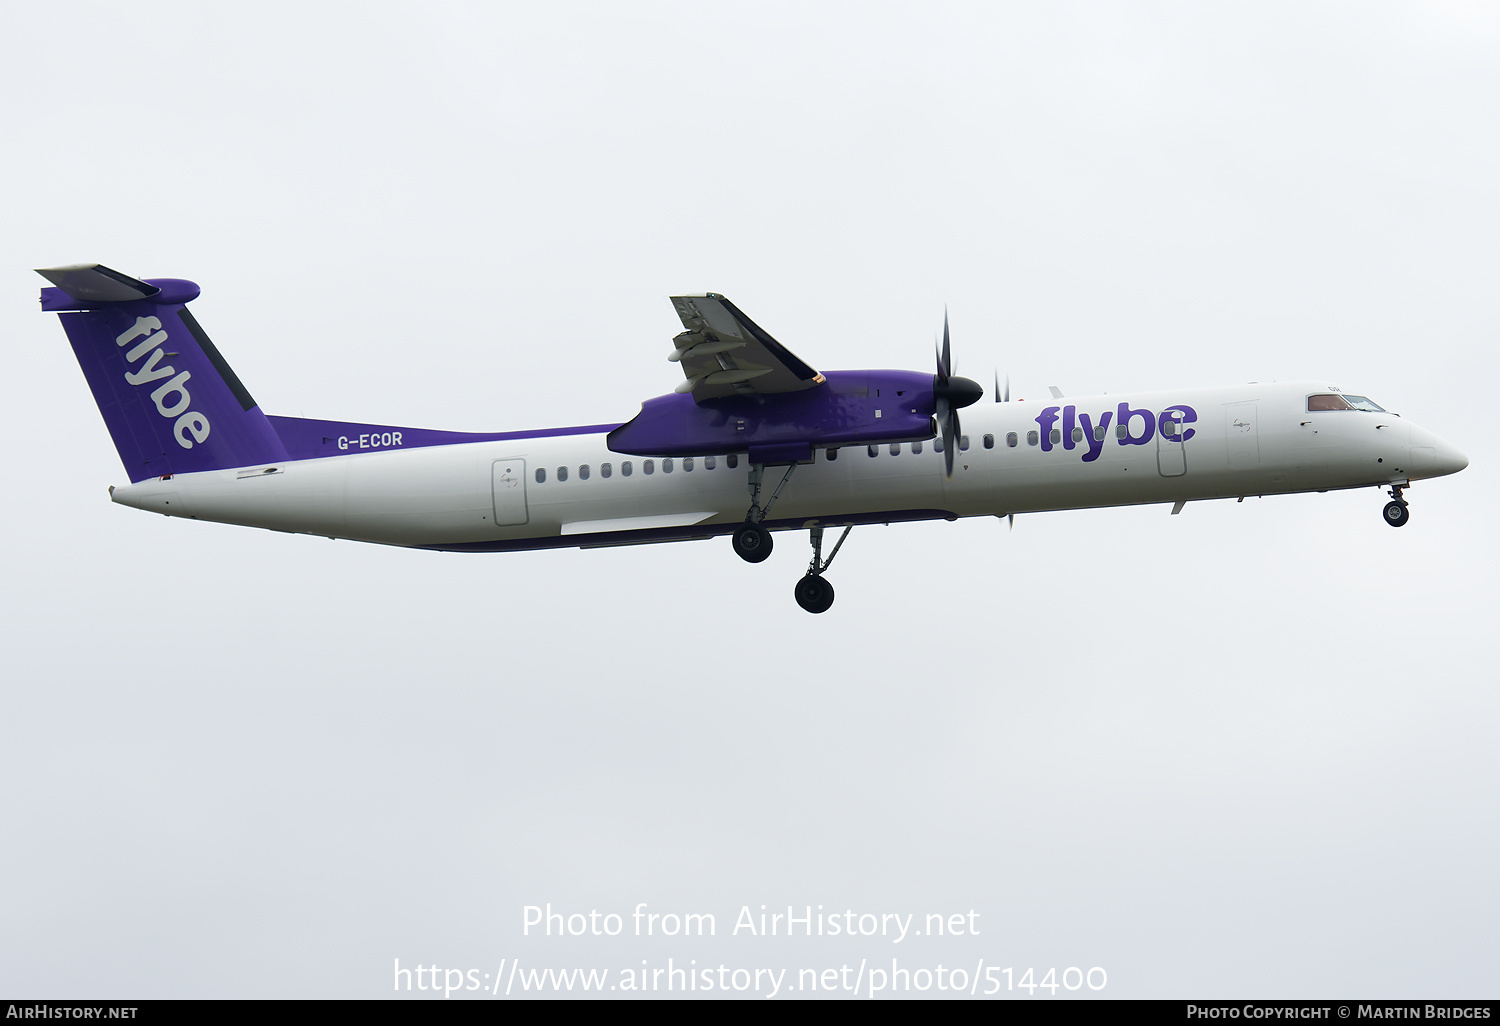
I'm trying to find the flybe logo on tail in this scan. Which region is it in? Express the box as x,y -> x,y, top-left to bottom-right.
115,316 -> 211,449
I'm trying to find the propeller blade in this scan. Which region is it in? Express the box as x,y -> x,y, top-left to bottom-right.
1008,513 -> 1014,531
941,309 -> 952,381
1005,373 -> 1010,403
930,307 -> 981,479
941,411 -> 956,479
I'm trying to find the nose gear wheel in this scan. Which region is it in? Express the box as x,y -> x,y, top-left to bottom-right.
1383,484 -> 1410,527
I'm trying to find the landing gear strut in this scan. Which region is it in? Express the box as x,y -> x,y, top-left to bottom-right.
1383,484 -> 1410,528
731,462 -> 798,564
794,524 -> 852,614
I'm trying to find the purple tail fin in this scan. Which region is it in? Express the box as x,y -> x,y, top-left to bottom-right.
39,264 -> 288,482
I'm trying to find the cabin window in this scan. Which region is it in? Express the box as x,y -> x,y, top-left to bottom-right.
644,460 -> 655,475
1071,427 -> 1084,443
601,462 -> 612,478
983,433 -> 994,449
535,468 -> 546,483
1094,425 -> 1106,441
1162,421 -> 1178,437
1116,424 -> 1127,439
934,437 -> 944,453
1050,429 -> 1061,444
727,454 -> 739,469
683,457 -> 694,471
889,443 -> 901,456
824,448 -> 837,461
911,440 -> 922,454
1027,430 -> 1039,446
663,458 -> 673,473
868,445 -> 879,457
705,455 -> 717,469
960,435 -> 970,451
557,466 -> 569,481
622,461 -> 633,477
579,464 -> 590,480
1006,432 -> 1018,447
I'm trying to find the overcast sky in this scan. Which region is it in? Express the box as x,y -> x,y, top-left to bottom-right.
1,0 -> 1495,1000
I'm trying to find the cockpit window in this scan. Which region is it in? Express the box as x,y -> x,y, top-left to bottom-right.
1307,394 -> 1353,411
1341,395 -> 1386,412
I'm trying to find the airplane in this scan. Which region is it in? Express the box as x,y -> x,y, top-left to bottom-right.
38,263 -> 1469,613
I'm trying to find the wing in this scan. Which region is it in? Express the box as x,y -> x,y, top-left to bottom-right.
667,294 -> 825,402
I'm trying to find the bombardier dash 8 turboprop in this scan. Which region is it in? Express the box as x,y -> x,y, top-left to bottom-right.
40,264 -> 1468,612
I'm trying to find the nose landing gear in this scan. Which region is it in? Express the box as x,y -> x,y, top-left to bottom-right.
1383,484 -> 1410,528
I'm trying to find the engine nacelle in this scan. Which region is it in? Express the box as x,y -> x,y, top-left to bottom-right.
607,369 -> 938,458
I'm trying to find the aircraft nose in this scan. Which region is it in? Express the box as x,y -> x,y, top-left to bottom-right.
1408,426 -> 1469,480
1435,438 -> 1469,476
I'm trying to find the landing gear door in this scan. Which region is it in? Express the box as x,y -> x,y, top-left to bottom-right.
1157,410 -> 1187,477
492,459 -> 529,526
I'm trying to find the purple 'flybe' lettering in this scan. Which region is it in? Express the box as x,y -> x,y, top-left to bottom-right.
125,331 -> 167,363
115,316 -> 161,349
1062,405 -> 1078,450
113,314 -> 210,449
1158,404 -> 1198,442
151,372 -> 193,418
1035,406 -> 1061,452
1118,402 -> 1156,446
1077,410 -> 1112,462
124,346 -> 176,386
1036,402 -> 1196,461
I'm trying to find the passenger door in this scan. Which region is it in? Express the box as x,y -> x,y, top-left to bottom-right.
1225,402 -> 1260,471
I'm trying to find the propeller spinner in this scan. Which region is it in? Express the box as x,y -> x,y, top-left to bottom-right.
933,311 -> 983,478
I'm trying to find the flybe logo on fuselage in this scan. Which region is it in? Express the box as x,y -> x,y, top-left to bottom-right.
115,316 -> 210,449
1035,403 -> 1197,462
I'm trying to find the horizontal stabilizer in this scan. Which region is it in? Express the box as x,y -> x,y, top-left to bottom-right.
36,264 -> 160,303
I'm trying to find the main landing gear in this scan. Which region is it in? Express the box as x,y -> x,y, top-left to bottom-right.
731,522 -> 772,562
1383,484 -> 1410,528
731,460 -> 852,612
731,462 -> 798,564
794,524 -> 852,613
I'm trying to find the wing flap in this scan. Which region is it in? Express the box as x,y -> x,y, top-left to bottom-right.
668,294 -> 823,402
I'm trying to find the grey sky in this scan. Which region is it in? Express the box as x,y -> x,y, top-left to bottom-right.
1,0 -> 1494,998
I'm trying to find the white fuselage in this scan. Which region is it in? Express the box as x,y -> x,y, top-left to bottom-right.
108,381 -> 1468,549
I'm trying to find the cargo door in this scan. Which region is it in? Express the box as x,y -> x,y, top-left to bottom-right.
491,459 -> 529,526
